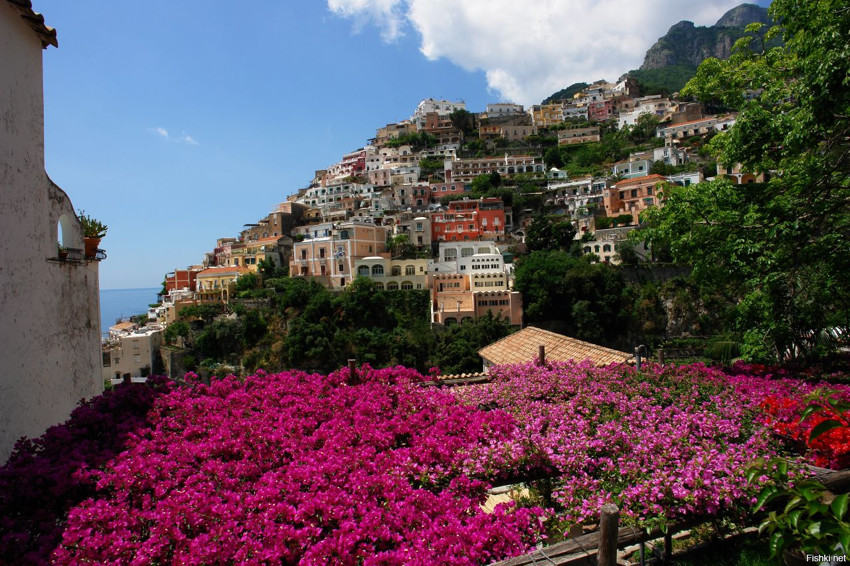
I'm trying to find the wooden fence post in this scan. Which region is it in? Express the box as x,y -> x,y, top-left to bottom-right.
538,345 -> 545,366
597,503 -> 620,566
348,359 -> 358,385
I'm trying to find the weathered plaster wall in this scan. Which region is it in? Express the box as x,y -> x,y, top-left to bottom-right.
0,4 -> 103,464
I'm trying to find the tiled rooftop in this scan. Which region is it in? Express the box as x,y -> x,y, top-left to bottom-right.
479,326 -> 633,367
7,0 -> 57,48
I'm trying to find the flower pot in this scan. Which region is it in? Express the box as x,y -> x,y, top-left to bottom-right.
58,250 -> 69,261
84,237 -> 101,258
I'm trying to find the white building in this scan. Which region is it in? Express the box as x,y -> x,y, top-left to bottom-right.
429,242 -> 509,276
102,324 -> 164,382
618,96 -> 672,129
1,2 -> 103,462
411,98 -> 466,130
485,103 -> 524,117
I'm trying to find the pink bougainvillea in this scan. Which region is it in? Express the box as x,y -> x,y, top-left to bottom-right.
3,360 -> 848,564
51,366 -> 545,565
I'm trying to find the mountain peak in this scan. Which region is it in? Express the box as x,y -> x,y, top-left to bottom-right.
715,3 -> 771,28
639,3 -> 771,71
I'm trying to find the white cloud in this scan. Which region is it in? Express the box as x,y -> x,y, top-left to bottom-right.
147,127 -> 199,146
327,0 -> 743,106
151,126 -> 169,139
178,133 -> 199,146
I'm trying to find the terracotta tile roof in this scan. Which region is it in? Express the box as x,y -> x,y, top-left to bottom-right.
613,174 -> 667,188
7,0 -> 57,48
196,266 -> 249,277
479,326 -> 633,367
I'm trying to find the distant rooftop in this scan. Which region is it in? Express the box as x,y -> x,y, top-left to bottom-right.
479,326 -> 633,367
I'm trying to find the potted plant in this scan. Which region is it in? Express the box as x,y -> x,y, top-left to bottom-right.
78,210 -> 107,258
57,244 -> 69,261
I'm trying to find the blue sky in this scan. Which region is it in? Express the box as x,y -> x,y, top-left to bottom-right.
36,0 -> 769,289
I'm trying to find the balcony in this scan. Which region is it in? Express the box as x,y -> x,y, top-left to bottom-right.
50,247 -> 106,264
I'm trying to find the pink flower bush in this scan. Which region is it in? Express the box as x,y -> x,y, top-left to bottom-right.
0,377 -> 171,565
452,362 -> 783,528
3,360 -> 848,563
52,366 -> 545,564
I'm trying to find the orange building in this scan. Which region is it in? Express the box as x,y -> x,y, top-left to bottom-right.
604,174 -> 666,223
431,274 -> 523,326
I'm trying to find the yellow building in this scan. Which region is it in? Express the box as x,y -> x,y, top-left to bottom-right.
530,103 -> 564,126
195,265 -> 250,302
353,257 -> 429,290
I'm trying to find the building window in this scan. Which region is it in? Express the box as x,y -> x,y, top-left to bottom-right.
358,266 -> 370,277
405,265 -> 415,275
372,265 -> 384,276
301,249 -> 307,260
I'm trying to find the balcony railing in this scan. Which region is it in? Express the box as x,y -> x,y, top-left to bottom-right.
50,247 -> 106,264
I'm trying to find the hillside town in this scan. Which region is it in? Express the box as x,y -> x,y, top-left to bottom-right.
103,85 -> 741,381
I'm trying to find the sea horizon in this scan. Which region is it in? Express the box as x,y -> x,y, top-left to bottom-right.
100,287 -> 160,336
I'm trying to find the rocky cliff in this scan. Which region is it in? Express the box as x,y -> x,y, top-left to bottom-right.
639,4 -> 772,70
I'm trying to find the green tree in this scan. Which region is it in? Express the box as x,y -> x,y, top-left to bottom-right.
524,215 -> 577,253
639,0 -> 850,361
178,302 -> 225,324
195,318 -> 244,363
235,273 -> 259,293
387,234 -> 417,259
164,320 -> 190,345
628,113 -> 660,144
431,314 -> 513,375
514,251 -> 627,345
418,156 -> 444,179
449,109 -> 475,133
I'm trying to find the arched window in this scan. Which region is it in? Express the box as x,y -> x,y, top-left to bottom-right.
386,281 -> 399,290
405,265 -> 415,275
401,281 -> 413,290
391,265 -> 401,276
372,265 -> 384,276
603,244 -> 611,252
357,265 -> 370,277
444,317 -> 457,325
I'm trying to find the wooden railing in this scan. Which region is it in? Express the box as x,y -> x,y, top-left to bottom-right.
490,467 -> 850,566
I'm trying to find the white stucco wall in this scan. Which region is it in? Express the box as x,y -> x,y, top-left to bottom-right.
0,4 -> 103,464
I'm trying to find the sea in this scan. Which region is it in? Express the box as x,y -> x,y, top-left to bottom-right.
100,287 -> 160,337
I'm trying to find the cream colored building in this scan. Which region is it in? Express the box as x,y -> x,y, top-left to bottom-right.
102,324 -> 164,382
558,126 -> 601,145
290,218 -> 390,289
0,3 -> 104,462
353,257 -> 429,290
